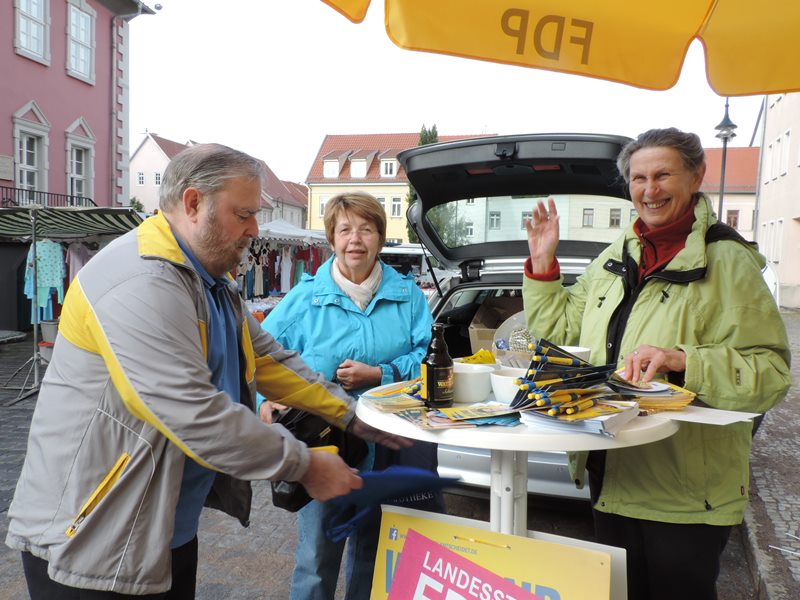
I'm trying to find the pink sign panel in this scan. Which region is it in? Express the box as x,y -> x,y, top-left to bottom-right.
388,529 -> 543,600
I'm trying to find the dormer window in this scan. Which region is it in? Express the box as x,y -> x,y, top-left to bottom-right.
323,160 -> 339,178
350,159 -> 367,178
381,160 -> 396,177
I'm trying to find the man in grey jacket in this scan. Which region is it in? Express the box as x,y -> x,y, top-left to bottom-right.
6,143 -> 408,598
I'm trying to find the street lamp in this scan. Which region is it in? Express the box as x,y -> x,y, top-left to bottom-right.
714,97 -> 738,221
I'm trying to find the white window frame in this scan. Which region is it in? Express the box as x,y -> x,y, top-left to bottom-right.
323,161 -> 339,178
381,160 -> 396,177
376,197 -> 386,212
154,172 -> 161,186
521,211 -> 532,229
726,209 -> 739,230
465,198 -> 475,205
489,211 -> 501,229
391,197 -> 402,218
350,159 -> 367,178
609,208 -> 621,228
630,208 -> 638,223
774,218 -> 784,263
15,0 -> 51,66
319,195 -> 329,218
780,129 -> 790,176
771,138 -> 780,180
13,101 -> 50,198
65,116 -> 95,201
764,143 -> 772,184
137,171 -> 145,186
582,208 -> 594,228
17,133 -> 41,200
465,221 -> 474,237
66,0 -> 96,84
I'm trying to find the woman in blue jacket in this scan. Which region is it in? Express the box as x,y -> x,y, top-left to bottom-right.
258,191 -> 433,599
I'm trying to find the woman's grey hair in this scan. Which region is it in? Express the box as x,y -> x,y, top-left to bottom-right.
616,128 -> 706,183
159,143 -> 264,211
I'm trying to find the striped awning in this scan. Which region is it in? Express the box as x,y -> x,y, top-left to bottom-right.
0,206 -> 143,240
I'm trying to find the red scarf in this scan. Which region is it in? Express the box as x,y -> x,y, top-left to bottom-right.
633,199 -> 697,280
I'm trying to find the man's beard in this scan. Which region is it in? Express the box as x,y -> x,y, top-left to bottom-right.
198,211 -> 248,276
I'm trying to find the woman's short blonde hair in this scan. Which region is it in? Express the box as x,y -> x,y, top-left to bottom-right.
323,191 -> 387,247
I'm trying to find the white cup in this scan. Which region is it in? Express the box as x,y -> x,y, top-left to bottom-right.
452,362 -> 494,404
490,367 -> 528,405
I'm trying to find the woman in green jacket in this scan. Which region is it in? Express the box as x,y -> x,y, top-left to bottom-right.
522,128 -> 791,600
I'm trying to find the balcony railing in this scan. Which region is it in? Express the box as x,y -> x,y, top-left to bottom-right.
0,186 -> 97,208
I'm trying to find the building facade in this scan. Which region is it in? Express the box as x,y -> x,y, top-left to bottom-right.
306,133 -> 488,243
128,132 -> 190,212
757,94 -> 800,307
702,146 -> 759,241
0,0 -> 153,208
129,133 -> 308,224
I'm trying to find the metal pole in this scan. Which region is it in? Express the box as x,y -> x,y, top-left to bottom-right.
30,207 -> 40,386
717,138 -> 728,222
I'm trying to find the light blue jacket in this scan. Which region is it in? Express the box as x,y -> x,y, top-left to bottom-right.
258,258 -> 432,410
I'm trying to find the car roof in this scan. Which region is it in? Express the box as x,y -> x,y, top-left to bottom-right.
400,133 -> 633,269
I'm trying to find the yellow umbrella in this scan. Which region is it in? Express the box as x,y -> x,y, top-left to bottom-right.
320,0 -> 800,96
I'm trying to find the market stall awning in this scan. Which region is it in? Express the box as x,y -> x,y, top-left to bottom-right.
0,206 -> 143,240
258,219 -> 328,246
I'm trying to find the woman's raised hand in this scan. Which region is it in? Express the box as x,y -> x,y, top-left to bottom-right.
524,197 -> 560,274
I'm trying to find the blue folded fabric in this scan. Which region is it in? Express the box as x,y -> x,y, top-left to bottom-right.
323,465 -> 460,542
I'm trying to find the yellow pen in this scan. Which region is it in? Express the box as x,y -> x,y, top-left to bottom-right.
565,398 -> 599,415
310,445 -> 339,455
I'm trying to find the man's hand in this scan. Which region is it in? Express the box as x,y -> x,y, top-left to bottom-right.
348,415 -> 413,450
298,451 -> 363,501
258,400 -> 287,424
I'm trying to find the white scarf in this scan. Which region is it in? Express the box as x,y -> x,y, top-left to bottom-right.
331,258 -> 382,311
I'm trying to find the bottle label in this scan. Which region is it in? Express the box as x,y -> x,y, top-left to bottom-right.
428,366 -> 454,408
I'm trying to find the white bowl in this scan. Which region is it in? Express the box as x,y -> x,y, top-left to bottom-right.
561,346 -> 592,362
454,357 -> 501,370
490,367 -> 528,405
452,362 -> 494,404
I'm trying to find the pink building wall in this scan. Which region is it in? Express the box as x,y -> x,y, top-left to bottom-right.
0,1 -> 123,207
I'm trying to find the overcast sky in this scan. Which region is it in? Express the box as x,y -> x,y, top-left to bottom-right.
129,0 -> 765,183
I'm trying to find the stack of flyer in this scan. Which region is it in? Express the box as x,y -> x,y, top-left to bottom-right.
519,398 -> 640,437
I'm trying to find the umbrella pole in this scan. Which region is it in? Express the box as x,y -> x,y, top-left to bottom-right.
31,207 -> 40,387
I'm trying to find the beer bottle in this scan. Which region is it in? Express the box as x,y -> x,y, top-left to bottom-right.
420,323 -> 454,409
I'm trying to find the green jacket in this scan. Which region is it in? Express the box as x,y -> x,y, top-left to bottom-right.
522,197 -> 791,525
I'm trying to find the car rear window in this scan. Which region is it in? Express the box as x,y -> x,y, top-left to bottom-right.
426,194 -> 632,249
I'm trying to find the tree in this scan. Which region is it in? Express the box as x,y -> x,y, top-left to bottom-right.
406,125 -> 440,242
129,197 -> 144,212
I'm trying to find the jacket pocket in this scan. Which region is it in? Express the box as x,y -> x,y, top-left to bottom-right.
65,452 -> 131,538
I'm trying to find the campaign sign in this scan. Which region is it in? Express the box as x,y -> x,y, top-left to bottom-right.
373,506 -> 612,600
387,529 -> 541,600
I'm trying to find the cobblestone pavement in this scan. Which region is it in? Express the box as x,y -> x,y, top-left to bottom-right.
746,308 -> 800,599
1,311 -> 798,599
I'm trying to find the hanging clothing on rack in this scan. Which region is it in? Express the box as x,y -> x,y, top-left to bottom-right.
65,242 -> 97,283
24,240 -> 66,323
253,254 -> 264,298
280,245 -> 293,293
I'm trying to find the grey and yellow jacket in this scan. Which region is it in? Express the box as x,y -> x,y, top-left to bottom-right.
5,213 -> 356,594
522,197 -> 791,526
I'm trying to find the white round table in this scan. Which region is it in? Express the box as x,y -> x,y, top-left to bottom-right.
357,395 -> 679,535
